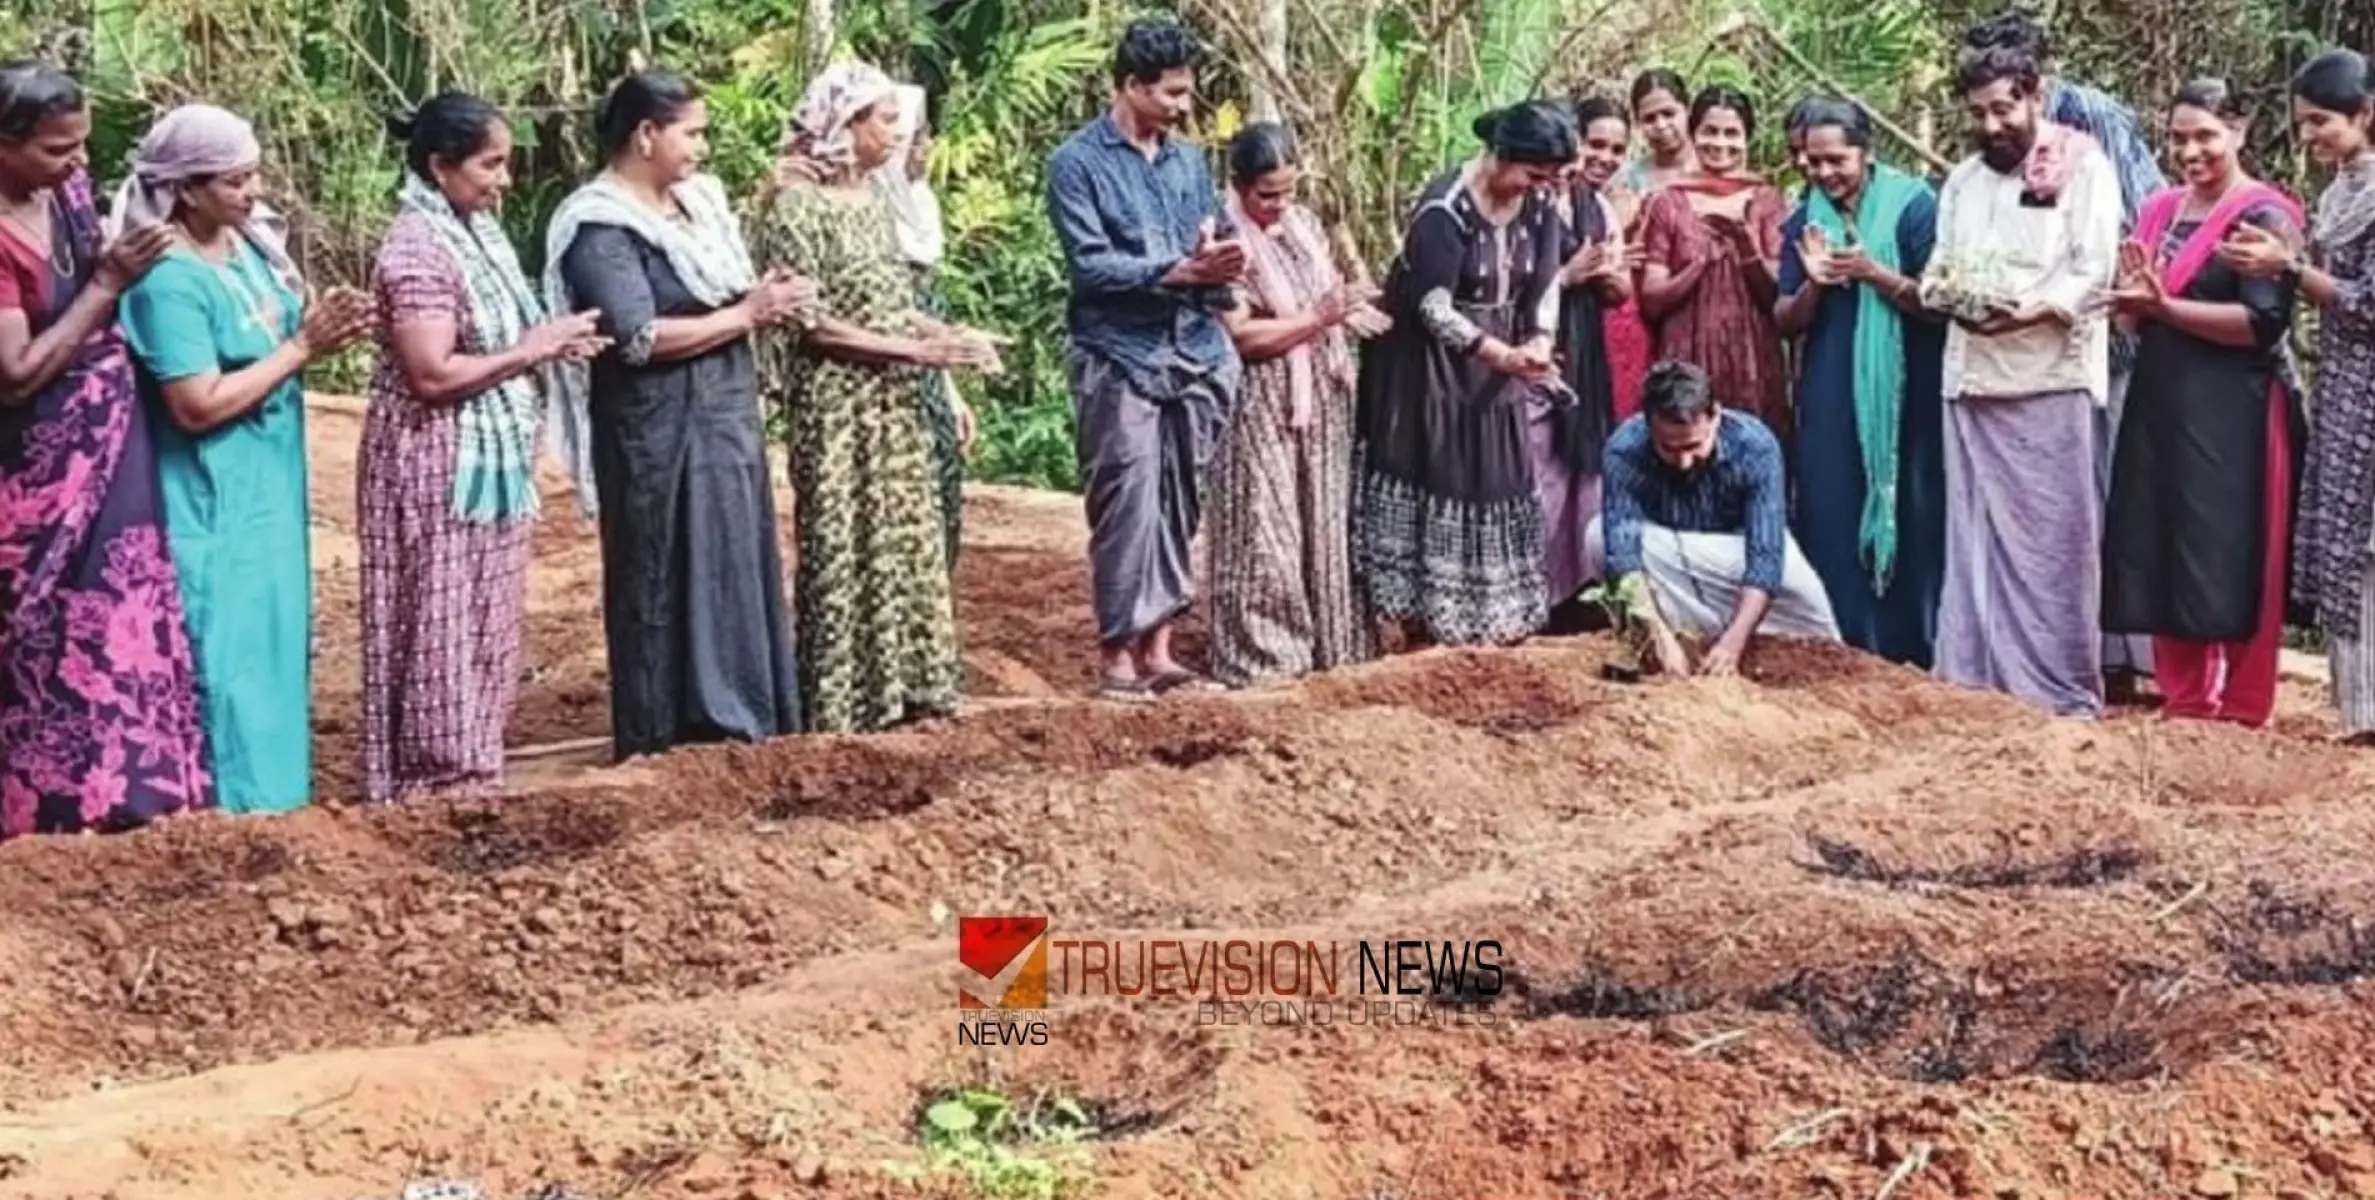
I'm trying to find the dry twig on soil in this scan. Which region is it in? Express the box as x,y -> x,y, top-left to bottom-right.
1765,1107 -> 1852,1151
1873,1141 -> 1933,1199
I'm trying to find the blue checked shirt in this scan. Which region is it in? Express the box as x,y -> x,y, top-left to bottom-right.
1045,114 -> 1239,396
1601,410 -> 1790,592
2048,77 -> 2167,377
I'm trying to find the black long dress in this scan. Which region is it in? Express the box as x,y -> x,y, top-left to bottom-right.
561,224 -> 803,760
1553,181 -> 1618,474
1354,165 -> 1565,645
2102,207 -> 2305,641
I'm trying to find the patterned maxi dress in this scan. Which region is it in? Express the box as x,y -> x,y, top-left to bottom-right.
1601,183 -> 1656,424
2291,154 -> 2375,732
753,184 -> 961,733
1639,184 -> 1790,443
0,168 -> 213,838
1206,203 -> 1374,687
1355,164 -> 1564,644
357,212 -> 537,802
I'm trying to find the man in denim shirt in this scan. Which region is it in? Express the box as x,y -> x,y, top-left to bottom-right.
1047,18 -> 1245,699
1585,362 -> 1840,677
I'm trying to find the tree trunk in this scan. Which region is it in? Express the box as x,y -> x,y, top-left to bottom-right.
1249,0 -> 1288,122
804,0 -> 838,82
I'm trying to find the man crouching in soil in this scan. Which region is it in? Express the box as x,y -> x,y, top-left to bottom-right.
1585,360 -> 1841,676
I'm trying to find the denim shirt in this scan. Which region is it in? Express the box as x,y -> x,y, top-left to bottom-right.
1045,113 -> 1238,396
1601,410 -> 1790,592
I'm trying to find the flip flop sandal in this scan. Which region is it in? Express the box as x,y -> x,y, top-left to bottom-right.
1098,674 -> 1157,704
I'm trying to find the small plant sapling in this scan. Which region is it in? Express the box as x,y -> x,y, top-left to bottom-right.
1582,572 -> 1683,682
888,1086 -> 1100,1200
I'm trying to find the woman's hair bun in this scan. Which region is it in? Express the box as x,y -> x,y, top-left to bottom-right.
384,109 -> 419,142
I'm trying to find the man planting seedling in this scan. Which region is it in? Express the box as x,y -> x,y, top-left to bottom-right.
1583,360 -> 1841,677
1582,571 -> 1683,682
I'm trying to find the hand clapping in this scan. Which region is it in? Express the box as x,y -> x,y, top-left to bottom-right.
749,267 -> 819,327
297,285 -> 375,359
524,309 -> 610,364
1163,219 -> 1248,288
2090,239 -> 2164,319
1801,226 -> 1871,287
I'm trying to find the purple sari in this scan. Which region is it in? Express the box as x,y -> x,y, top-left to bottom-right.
0,169 -> 212,838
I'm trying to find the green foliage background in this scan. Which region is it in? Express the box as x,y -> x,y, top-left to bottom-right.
4,0 -> 2361,491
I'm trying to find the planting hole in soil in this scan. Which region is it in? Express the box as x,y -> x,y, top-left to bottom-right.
233,837 -> 295,882
426,804 -> 627,877
1798,832 -> 2148,890
1318,653 -> 1593,732
1149,735 -> 1249,769
1509,962 -> 1719,1021
1749,949 -> 2214,1085
753,744 -> 957,822
2212,880 -> 2375,987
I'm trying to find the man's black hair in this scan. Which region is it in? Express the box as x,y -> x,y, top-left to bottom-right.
1112,19 -> 1198,88
1963,9 -> 2049,61
1956,44 -> 2042,98
1641,360 -> 1717,423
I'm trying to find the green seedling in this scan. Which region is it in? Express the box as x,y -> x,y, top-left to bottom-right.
1581,572 -> 1667,682
886,1086 -> 1101,1200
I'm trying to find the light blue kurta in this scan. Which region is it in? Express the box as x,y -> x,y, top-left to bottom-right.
120,241 -> 312,814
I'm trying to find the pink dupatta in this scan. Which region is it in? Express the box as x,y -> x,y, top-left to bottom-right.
1222,194 -> 1351,429
2134,179 -> 2304,296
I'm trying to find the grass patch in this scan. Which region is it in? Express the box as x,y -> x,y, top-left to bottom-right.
887,1086 -> 1103,1200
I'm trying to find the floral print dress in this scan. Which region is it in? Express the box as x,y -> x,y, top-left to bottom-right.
0,168 -> 213,837
753,184 -> 961,733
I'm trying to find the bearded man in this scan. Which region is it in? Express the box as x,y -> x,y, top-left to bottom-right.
1920,41 -> 2122,717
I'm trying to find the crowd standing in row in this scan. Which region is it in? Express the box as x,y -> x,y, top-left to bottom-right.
2,14 -> 2373,841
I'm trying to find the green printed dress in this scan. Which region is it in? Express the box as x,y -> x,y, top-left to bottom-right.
755,184 -> 961,733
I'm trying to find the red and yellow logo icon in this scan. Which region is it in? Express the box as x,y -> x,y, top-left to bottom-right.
957,915 -> 1049,1009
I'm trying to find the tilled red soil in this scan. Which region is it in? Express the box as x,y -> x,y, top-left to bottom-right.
1,400 -> 2371,1200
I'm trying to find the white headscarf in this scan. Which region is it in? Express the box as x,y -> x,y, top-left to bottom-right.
786,62 -> 899,173
540,172 -> 757,517
106,104 -> 302,296
874,84 -> 945,268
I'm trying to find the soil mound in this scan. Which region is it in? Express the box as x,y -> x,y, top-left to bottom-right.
1,400 -> 2371,1200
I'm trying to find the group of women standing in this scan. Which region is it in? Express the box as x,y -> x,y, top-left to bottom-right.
0,59 -> 995,840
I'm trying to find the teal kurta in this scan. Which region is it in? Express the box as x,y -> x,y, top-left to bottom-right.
120,242 -> 312,814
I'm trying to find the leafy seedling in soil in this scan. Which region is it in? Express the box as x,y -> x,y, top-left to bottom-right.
1799,833 -> 2147,890
1580,573 -> 1689,683
887,1086 -> 1101,1200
